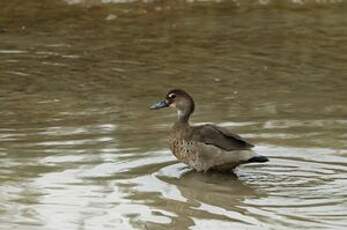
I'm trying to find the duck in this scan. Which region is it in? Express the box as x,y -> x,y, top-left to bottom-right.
150,89 -> 268,172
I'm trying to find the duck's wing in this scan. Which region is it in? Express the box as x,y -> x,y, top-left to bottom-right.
191,124 -> 254,151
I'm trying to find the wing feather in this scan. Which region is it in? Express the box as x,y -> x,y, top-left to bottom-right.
191,124 -> 254,151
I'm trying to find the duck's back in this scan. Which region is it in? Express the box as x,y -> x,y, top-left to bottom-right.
191,124 -> 254,150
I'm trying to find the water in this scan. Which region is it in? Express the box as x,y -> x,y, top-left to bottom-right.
1,0 -> 347,229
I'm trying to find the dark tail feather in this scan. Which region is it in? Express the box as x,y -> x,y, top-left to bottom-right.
247,155 -> 269,163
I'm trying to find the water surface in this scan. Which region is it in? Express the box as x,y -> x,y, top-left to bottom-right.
1,0 -> 347,229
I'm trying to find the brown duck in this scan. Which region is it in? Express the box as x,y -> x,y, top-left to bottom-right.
150,89 -> 268,172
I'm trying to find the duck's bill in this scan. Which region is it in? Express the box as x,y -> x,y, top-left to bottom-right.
150,100 -> 169,110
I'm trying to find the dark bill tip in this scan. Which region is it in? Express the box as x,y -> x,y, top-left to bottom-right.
150,100 -> 169,110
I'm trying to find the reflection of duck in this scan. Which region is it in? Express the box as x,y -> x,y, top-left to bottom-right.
165,169 -> 258,198
151,89 -> 268,172
155,169 -> 265,227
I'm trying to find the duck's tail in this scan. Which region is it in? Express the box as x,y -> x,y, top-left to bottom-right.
246,155 -> 269,163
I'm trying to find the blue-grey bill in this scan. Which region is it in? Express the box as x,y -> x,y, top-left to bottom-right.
150,100 -> 169,110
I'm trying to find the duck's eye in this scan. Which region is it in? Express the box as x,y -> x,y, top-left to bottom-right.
168,94 -> 176,99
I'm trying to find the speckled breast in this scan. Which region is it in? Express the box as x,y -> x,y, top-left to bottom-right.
168,137 -> 198,165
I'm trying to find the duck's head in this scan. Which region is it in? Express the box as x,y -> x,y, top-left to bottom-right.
150,89 -> 195,122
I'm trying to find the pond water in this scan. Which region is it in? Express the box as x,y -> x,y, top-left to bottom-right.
1,0 -> 347,229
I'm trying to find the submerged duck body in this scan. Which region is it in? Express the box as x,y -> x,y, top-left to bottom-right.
151,89 -> 268,172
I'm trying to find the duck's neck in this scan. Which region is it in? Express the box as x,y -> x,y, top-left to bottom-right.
175,99 -> 194,125
176,109 -> 191,124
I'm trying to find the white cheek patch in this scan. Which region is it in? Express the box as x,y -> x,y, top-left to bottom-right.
169,102 -> 176,108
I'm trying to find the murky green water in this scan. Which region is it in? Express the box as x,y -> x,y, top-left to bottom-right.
1,0 -> 347,229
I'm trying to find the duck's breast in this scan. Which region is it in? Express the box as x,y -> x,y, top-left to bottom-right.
169,138 -> 197,162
